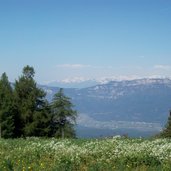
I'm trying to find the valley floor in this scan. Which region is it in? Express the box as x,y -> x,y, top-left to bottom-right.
0,137 -> 171,170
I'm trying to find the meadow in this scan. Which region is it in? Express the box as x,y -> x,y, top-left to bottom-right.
0,137 -> 171,171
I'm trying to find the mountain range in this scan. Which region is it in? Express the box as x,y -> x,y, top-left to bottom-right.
41,78 -> 171,138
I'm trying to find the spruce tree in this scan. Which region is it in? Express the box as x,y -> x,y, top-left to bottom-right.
0,73 -> 15,138
161,110 -> 171,138
31,101 -> 51,137
14,65 -> 50,137
50,88 -> 77,138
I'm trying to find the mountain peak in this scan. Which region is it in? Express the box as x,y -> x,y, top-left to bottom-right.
44,77 -> 171,89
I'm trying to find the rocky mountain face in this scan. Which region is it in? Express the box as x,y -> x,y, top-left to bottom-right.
41,78 -> 171,137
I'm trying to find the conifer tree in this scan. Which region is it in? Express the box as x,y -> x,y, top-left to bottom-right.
0,73 -> 15,138
14,65 -> 50,137
31,100 -> 51,137
50,88 -> 77,138
161,110 -> 171,138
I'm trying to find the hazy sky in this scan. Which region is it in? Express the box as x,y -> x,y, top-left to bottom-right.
0,0 -> 171,84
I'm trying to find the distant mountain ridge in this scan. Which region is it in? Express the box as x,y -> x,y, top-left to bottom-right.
45,79 -> 98,88
45,77 -> 171,88
41,78 -> 171,137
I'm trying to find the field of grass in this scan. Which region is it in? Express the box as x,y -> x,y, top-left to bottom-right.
0,137 -> 171,171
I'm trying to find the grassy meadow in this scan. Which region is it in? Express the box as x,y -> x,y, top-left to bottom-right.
0,137 -> 171,171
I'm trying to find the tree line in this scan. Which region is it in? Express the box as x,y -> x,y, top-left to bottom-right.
0,65 -> 77,138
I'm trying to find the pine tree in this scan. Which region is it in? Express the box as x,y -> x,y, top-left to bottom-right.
0,73 -> 15,138
30,101 -> 51,137
50,88 -> 77,138
161,110 -> 171,138
14,65 -> 50,137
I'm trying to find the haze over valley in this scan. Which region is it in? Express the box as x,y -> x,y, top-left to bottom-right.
41,78 -> 171,137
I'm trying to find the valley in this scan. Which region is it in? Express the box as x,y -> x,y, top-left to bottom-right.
41,78 -> 171,137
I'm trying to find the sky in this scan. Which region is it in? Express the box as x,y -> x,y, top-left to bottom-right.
0,0 -> 171,85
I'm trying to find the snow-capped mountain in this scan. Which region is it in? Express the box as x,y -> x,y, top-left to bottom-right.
45,76 -> 170,88
41,78 -> 171,137
45,79 -> 98,88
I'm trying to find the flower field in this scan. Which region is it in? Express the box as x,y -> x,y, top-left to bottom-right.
0,137 -> 171,171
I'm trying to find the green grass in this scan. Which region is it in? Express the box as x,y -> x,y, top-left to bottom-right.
0,137 -> 171,170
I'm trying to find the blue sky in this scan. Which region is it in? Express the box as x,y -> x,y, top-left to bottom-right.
0,0 -> 171,84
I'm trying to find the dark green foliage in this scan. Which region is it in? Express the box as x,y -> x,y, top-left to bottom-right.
30,101 -> 51,137
160,111 -> 171,138
22,65 -> 35,79
0,66 -> 77,138
0,73 -> 15,138
14,65 -> 50,137
51,88 -> 77,138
